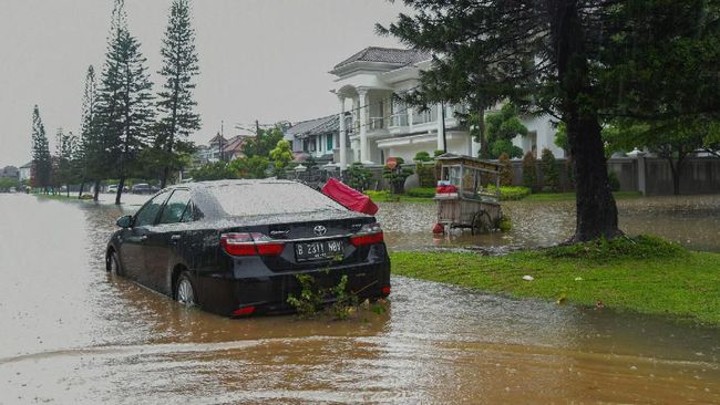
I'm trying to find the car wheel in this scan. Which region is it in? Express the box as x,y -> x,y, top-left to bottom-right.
175,272 -> 196,306
108,251 -> 122,276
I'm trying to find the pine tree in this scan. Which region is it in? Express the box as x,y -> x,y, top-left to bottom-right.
156,0 -> 201,188
54,128 -> 77,197
78,65 -> 100,199
95,0 -> 154,204
31,105 -> 52,193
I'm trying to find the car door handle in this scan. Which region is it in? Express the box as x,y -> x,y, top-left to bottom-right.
140,235 -> 148,242
170,234 -> 182,242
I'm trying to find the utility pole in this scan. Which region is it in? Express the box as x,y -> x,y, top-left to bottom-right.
256,119 -> 261,141
220,120 -> 225,162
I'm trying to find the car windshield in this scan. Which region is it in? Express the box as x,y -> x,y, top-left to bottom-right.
208,182 -> 346,217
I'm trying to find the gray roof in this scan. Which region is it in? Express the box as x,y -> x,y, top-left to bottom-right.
285,115 -> 338,139
333,47 -> 431,70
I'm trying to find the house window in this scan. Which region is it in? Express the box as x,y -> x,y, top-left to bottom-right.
327,133 -> 334,150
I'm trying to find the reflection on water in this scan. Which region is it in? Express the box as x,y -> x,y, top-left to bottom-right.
0,193 -> 719,404
378,194 -> 720,253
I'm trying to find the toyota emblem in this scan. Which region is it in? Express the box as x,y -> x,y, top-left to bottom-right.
313,225 -> 327,236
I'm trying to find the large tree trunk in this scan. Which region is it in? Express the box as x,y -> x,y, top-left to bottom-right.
78,181 -> 85,199
116,176 -> 125,205
93,179 -> 100,202
548,0 -> 622,242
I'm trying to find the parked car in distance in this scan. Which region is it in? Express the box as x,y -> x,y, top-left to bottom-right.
131,183 -> 152,194
107,184 -> 118,193
105,179 -> 391,317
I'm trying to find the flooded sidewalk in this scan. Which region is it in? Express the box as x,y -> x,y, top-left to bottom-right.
1,193 -> 719,404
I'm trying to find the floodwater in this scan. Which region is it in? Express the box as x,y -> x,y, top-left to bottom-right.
1,193 -> 719,404
379,194 -> 720,253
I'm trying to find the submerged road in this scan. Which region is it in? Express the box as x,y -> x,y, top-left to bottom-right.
0,193 -> 718,404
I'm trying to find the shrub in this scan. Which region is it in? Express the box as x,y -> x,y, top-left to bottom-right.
383,157 -> 413,194
608,170 -> 621,191
413,151 -> 432,162
485,185 -> 532,200
498,152 -> 513,186
542,235 -> 687,261
415,164 -> 436,187
346,162 -> 372,191
522,151 -> 538,191
540,148 -> 559,192
406,187 -> 436,198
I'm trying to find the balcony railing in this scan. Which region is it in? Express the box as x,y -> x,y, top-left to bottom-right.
389,113 -> 408,128
412,106 -> 438,125
369,116 -> 385,130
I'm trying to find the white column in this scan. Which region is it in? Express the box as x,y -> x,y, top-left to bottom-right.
337,95 -> 347,169
436,102 -> 446,153
358,89 -> 369,163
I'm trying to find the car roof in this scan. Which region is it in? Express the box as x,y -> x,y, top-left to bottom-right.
165,178 -> 298,191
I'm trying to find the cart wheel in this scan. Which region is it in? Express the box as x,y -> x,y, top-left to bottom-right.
471,210 -> 492,235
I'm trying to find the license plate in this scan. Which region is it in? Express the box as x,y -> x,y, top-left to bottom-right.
295,240 -> 344,262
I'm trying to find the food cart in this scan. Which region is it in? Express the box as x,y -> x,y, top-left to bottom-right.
433,153 -> 503,234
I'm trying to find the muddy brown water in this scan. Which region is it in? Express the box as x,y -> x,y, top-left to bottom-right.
1,193 -> 719,404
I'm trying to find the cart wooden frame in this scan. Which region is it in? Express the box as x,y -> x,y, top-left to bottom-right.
434,154 -> 503,234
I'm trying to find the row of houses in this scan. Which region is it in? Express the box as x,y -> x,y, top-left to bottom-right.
193,46 -> 560,169
286,47 -> 561,167
1,163 -> 32,183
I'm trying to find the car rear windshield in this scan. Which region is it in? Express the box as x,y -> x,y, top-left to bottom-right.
208,182 -> 347,217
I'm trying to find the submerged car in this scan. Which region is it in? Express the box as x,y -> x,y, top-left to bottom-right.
105,179 -> 391,317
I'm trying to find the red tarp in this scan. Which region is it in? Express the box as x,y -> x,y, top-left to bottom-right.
321,178 -> 379,215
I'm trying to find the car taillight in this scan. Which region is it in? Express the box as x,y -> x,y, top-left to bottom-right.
350,223 -> 384,247
220,232 -> 285,256
232,306 -> 256,317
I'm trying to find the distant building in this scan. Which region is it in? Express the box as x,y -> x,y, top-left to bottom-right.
19,162 -> 32,183
285,115 -> 339,164
1,165 -> 19,180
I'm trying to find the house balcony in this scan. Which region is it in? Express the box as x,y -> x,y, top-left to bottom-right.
389,113 -> 408,128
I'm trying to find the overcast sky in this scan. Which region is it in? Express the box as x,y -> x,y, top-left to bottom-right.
0,0 -> 409,167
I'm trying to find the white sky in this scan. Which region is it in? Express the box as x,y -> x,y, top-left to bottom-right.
0,0 -> 409,167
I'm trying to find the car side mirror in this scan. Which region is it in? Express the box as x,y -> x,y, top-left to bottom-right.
116,215 -> 133,228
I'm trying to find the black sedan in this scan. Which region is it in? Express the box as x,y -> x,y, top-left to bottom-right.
106,179 -> 391,317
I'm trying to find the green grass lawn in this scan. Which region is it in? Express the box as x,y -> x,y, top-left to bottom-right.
390,236 -> 720,326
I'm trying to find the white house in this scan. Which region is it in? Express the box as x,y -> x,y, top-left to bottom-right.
329,47 -> 564,167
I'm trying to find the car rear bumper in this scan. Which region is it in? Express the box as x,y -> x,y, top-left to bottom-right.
194,261 -> 391,317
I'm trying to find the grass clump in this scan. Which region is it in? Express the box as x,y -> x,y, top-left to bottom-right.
542,235 -> 688,261
390,236 -> 720,326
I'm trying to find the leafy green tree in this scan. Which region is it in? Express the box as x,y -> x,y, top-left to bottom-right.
0,177 -> 20,192
30,105 -> 52,192
242,126 -> 285,158
96,0 -> 154,204
269,139 -> 293,176
485,104 -> 527,159
156,0 -> 201,188
604,118 -> 711,195
188,161 -> 235,181
228,155 -> 269,179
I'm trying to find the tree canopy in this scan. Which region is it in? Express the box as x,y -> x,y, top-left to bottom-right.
380,0 -> 720,242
